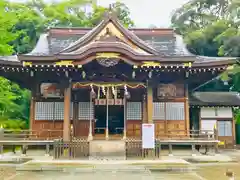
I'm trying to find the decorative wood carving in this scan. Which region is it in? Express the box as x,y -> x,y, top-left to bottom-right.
157,84 -> 184,99
157,84 -> 176,98
40,83 -> 64,98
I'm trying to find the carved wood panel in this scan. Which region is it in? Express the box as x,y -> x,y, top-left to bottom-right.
157,84 -> 184,99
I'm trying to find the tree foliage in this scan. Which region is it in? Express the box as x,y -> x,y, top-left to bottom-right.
0,0 -> 134,129
172,0 -> 240,122
171,0 -> 240,57
172,0 -> 240,87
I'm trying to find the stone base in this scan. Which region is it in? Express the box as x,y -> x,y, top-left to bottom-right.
89,140 -> 126,160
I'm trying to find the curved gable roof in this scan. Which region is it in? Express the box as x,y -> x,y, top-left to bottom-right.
59,12 -> 160,55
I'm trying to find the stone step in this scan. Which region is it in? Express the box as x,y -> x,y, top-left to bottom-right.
89,140 -> 126,160
89,156 -> 125,161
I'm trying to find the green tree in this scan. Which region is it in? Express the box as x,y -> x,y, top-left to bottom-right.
0,77 -> 28,129
0,1 -> 19,55
0,0 -> 135,129
171,0 -> 240,57
4,0 -> 134,54
171,0 -> 240,122
86,2 -> 134,27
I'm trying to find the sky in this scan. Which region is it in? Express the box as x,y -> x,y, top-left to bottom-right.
97,0 -> 189,27
13,0 -> 189,27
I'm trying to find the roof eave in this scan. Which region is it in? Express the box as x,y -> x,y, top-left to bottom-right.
192,59 -> 236,67
18,55 -> 56,61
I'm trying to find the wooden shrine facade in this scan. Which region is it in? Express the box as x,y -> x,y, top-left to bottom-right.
30,81 -> 189,140
0,9 -> 237,142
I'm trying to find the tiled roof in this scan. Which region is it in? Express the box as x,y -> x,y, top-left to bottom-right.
46,30 -> 193,56
189,92 -> 240,106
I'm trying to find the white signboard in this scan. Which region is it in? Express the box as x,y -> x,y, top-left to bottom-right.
142,123 -> 155,149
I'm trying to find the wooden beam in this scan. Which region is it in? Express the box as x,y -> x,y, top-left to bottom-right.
63,84 -> 71,141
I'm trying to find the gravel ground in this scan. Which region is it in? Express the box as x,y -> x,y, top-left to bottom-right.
1,149 -> 240,180
0,167 -> 16,180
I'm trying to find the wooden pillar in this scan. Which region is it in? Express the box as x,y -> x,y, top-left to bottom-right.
232,111 -> 236,146
63,85 -> 71,141
105,87 -> 109,140
29,82 -> 37,132
147,84 -> 153,123
142,95 -> 147,123
123,97 -> 127,140
29,95 -> 35,131
185,84 -> 190,136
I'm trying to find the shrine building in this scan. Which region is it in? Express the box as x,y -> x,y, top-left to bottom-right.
0,11 -> 238,144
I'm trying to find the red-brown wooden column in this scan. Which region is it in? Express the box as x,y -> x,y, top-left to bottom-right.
29,95 -> 35,131
147,84 -> 153,124
185,84 -> 190,136
63,85 -> 71,141
142,95 -> 147,124
29,81 -> 37,132
146,83 -> 153,154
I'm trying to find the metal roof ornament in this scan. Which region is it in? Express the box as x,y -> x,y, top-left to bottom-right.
104,3 -> 117,20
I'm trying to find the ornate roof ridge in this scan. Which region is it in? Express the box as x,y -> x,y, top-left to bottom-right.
58,9 -> 160,55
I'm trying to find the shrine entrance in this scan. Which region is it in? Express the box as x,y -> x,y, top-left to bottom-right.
108,105 -> 124,135
94,99 -> 125,139
94,105 -> 106,135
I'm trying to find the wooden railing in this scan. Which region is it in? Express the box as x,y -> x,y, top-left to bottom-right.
1,129 -> 63,140
0,129 -> 218,141
156,129 -> 218,140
